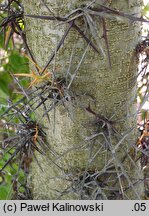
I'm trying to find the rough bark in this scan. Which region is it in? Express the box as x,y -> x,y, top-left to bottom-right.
22,0 -> 144,199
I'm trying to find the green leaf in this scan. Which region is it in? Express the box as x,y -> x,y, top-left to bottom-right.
5,51 -> 29,74
0,88 -> 8,99
143,3 -> 149,14
0,72 -> 12,96
19,186 -> 25,193
0,32 -> 4,48
0,185 -> 11,200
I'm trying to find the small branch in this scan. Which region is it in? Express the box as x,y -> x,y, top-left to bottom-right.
72,22 -> 100,54
41,21 -> 74,75
90,5 -> 149,23
101,17 -> 112,68
67,43 -> 90,89
25,14 -> 66,22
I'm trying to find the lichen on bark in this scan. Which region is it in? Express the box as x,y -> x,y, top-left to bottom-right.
22,0 -> 144,199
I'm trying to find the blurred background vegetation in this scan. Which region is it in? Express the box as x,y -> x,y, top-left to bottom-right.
0,0 -> 29,199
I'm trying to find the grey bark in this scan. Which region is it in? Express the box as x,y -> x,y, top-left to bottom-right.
22,0 -> 144,199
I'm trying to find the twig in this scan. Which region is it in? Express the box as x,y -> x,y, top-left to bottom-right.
67,43 -> 90,89
101,17 -> 112,68
41,21 -> 74,75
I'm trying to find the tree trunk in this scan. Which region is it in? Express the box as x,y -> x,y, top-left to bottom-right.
22,0 -> 144,199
